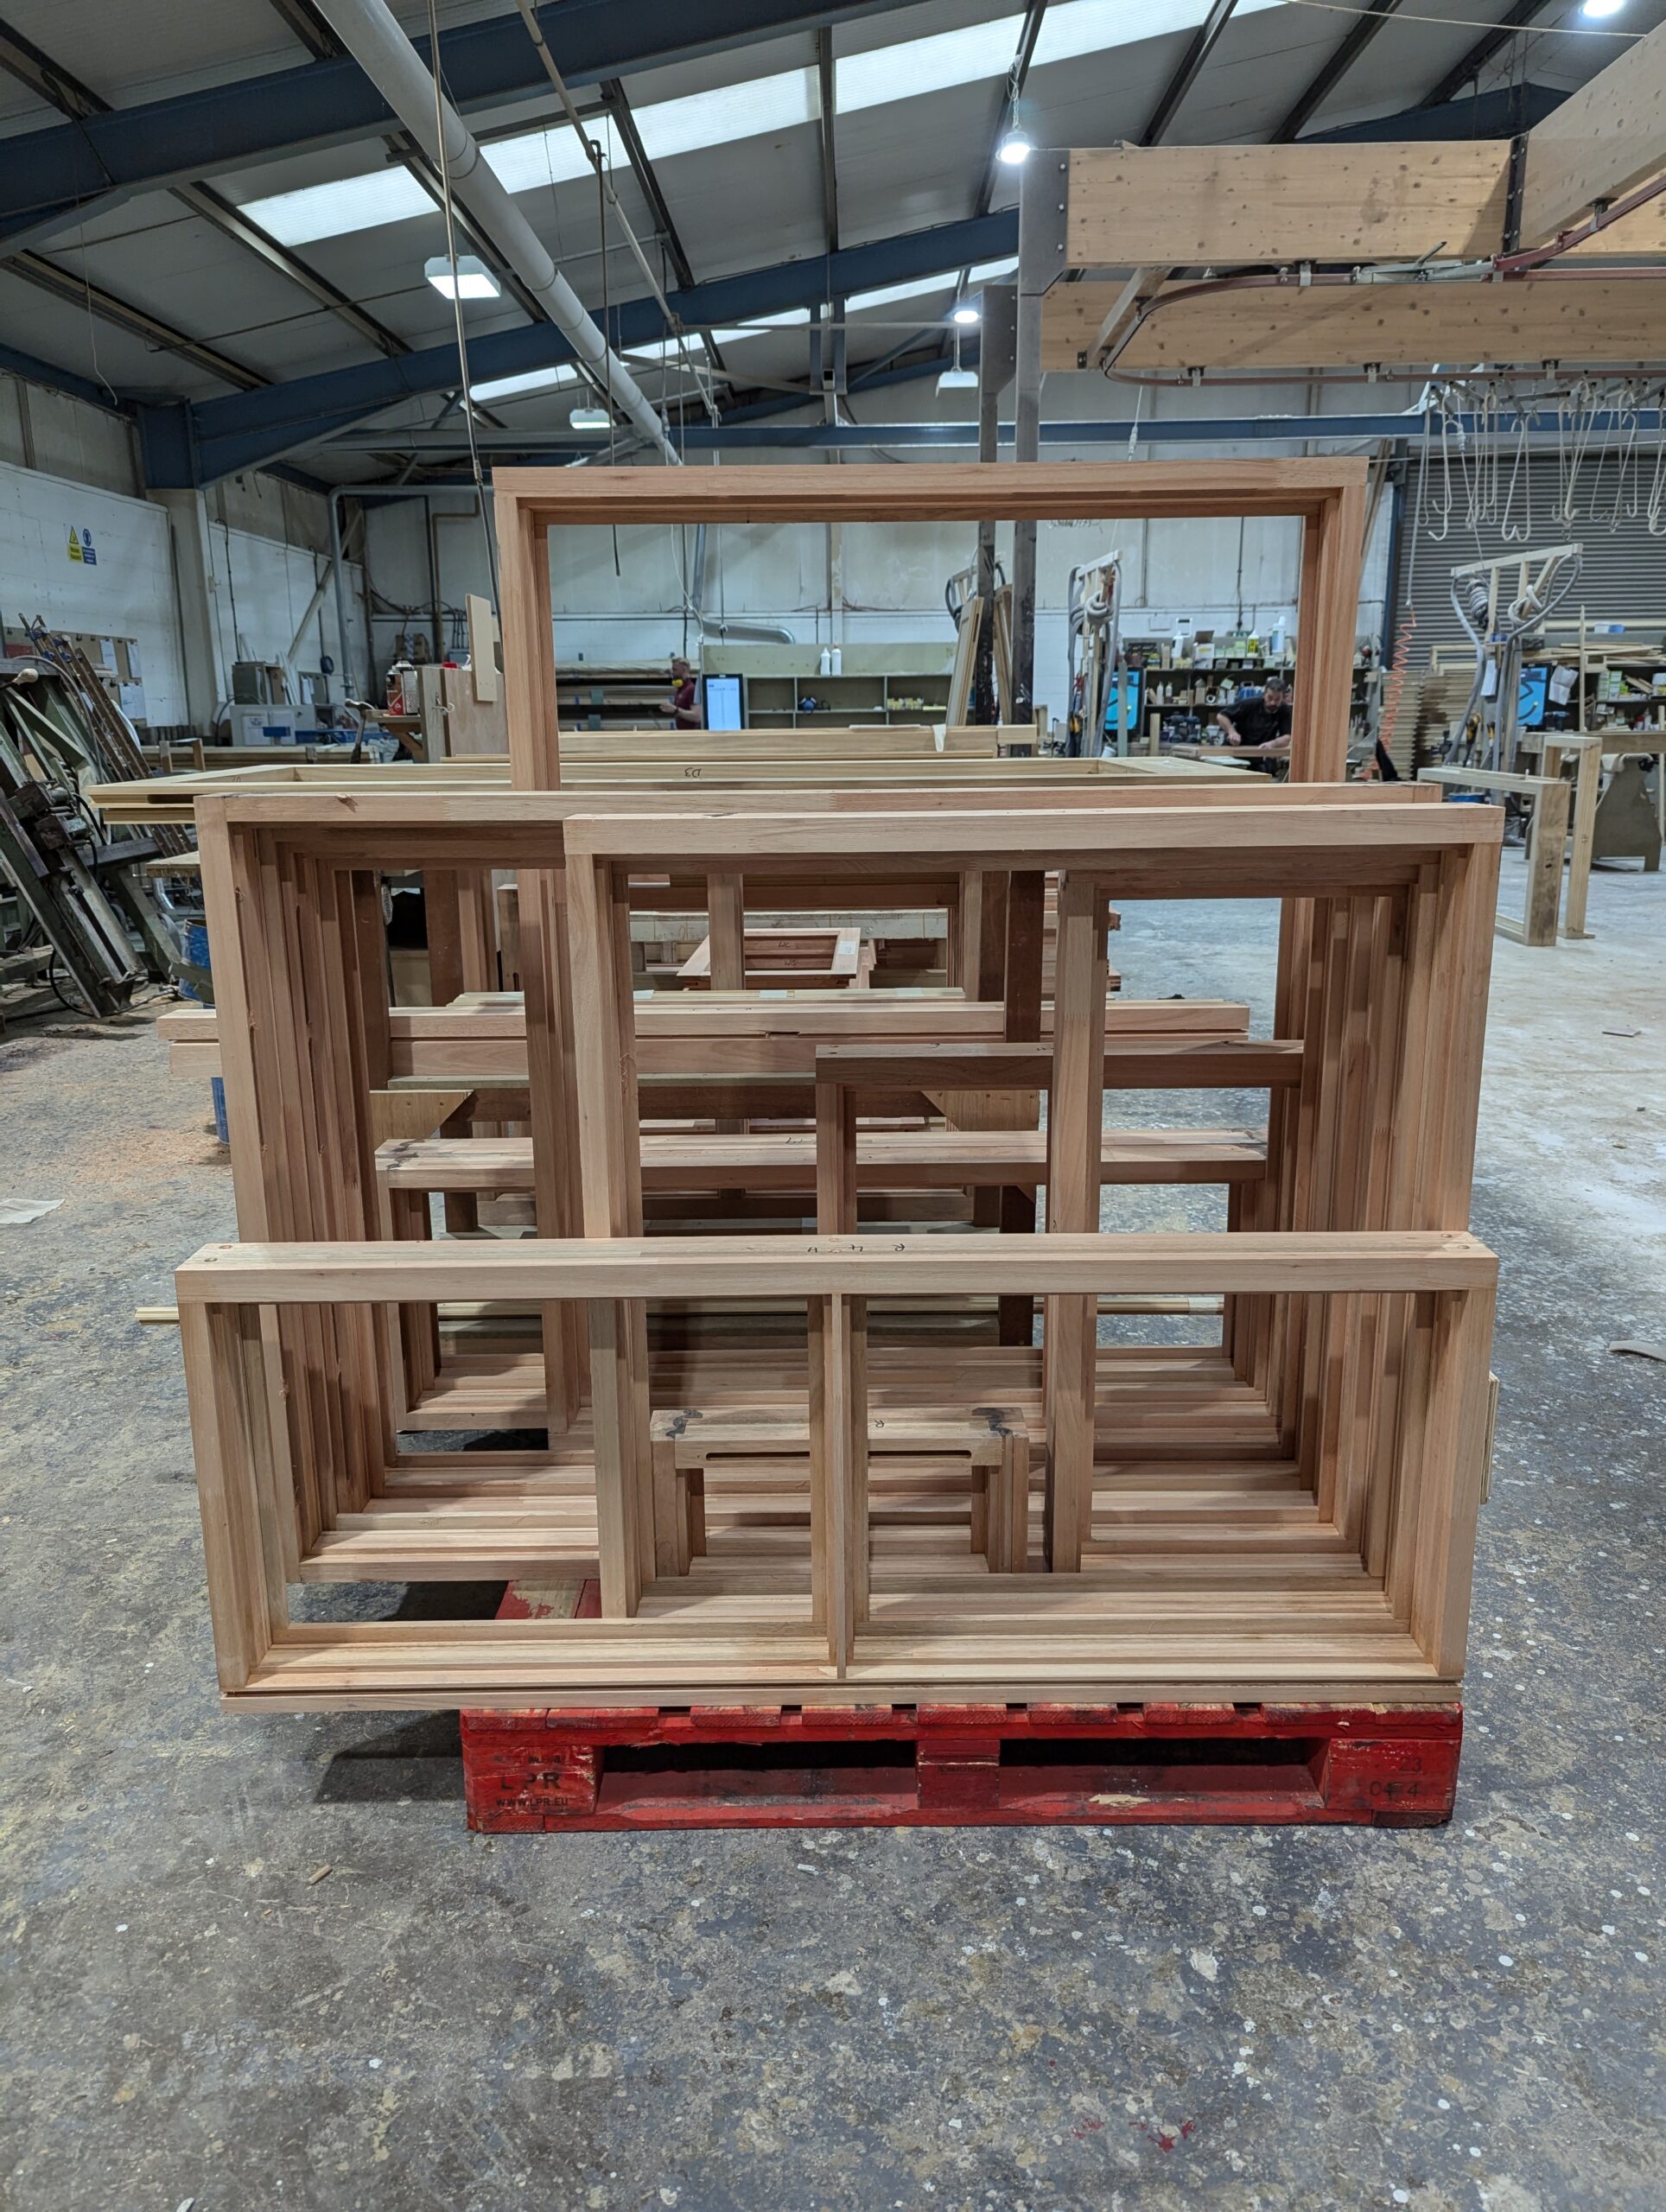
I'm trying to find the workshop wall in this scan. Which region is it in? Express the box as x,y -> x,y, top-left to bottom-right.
0,453 -> 189,725
361,439 -> 1391,726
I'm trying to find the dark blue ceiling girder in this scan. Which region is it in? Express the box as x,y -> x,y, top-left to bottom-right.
1305,81 -> 1561,142
646,407 -> 1666,446
0,0 -> 903,232
347,403 -> 1666,476
139,211 -> 1021,485
9,79 -> 1548,485
0,338 -> 132,414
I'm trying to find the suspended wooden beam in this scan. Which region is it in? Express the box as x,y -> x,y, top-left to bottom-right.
1520,17 -> 1666,244
1045,275 -> 1666,374
1062,145 -> 1510,267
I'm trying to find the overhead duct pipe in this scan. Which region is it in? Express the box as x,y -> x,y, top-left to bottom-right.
314,0 -> 678,464
687,524 -> 792,645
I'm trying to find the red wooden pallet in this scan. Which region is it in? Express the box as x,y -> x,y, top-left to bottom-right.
462,1589 -> 1461,1834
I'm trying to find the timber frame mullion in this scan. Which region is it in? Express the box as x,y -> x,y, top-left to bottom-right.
1042,869 -> 1110,1572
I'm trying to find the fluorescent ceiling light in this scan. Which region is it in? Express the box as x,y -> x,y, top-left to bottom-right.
240,1 -> 1287,248
424,253 -> 499,300
996,130 -> 1032,166
569,405 -> 612,430
951,303 -> 981,325
1580,0 -> 1625,15
467,364 -> 579,403
937,366 -> 978,390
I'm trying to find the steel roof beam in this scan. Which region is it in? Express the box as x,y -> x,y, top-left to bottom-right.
1270,0 -> 1407,143
1141,0 -> 1237,146
0,0 -> 908,238
601,79 -> 696,292
7,251 -> 269,390
815,29 -> 840,254
1419,0 -> 1555,112
319,402 -> 1657,453
149,208 -> 1018,482
0,335 -> 133,413
0,10 -> 407,360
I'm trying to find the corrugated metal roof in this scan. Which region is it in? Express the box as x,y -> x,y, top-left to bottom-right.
0,0 -> 1660,467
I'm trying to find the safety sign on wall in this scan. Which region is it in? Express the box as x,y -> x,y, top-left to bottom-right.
67,527 -> 97,565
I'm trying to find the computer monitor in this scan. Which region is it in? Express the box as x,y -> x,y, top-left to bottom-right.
703,672 -> 743,732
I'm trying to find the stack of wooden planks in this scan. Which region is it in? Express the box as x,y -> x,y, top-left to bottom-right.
163,461 -> 1504,1723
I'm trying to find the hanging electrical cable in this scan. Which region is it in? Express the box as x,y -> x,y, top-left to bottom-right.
507,0 -> 718,429
424,0 -> 499,610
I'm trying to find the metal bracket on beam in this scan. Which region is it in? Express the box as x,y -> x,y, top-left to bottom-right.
1504,131 -> 1529,256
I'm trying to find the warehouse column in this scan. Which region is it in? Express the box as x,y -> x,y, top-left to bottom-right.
145,489 -> 223,736
1009,154 -> 1067,728
973,283 -> 1018,727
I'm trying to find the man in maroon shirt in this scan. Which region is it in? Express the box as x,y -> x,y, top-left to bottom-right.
669,657 -> 701,729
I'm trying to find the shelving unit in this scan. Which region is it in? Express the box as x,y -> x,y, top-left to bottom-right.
1110,645 -> 1378,755
702,642 -> 957,728
552,662 -> 678,730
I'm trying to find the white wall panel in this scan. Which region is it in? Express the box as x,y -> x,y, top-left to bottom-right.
201,518 -> 366,707
0,459 -> 187,722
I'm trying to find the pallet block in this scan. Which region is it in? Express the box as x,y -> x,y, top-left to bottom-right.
463,1705 -> 1464,1833
463,1584 -> 1463,1832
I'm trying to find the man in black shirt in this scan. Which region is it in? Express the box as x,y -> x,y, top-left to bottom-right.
1215,674 -> 1292,763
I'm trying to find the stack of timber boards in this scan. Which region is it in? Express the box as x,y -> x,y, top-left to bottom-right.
171,781 -> 1504,1714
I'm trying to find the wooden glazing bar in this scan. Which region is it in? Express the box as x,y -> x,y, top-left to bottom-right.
177,1231 -> 1500,1306
706,874 -> 747,991
588,1297 -> 645,1619
1043,872 -> 1110,1572
808,1293 -> 863,1673
562,803 -> 1493,872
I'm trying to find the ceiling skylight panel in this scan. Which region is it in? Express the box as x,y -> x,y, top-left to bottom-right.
701,309 -> 814,341
634,69 -> 819,162
1036,0 -> 1283,60
836,15 -> 1023,114
482,118 -> 614,195
238,167 -> 432,245
845,259 -> 1016,314
624,336 -> 710,363
846,272 -> 957,313
468,364 -> 580,402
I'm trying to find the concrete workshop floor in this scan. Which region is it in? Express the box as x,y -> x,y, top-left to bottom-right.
2,856 -> 1663,2212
